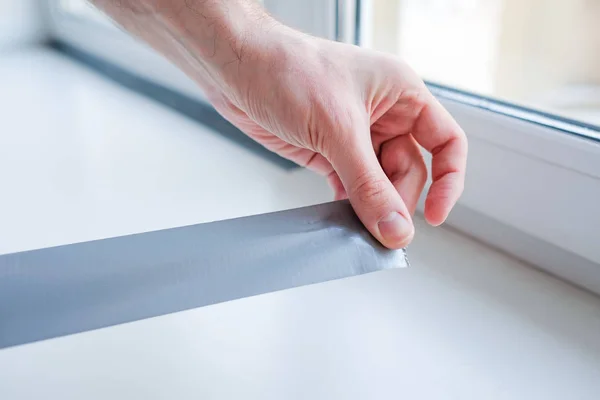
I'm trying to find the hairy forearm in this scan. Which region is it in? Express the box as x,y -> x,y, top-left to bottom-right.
90,0 -> 279,94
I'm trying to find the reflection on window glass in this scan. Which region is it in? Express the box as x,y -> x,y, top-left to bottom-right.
368,0 -> 600,126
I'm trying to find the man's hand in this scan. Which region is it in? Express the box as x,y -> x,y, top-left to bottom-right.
92,0 -> 468,249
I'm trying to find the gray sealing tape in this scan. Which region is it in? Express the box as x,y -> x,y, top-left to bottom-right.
0,201 -> 408,349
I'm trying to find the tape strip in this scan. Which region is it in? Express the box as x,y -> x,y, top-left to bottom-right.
0,201 -> 408,349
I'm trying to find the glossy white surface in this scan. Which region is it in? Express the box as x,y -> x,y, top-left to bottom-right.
0,49 -> 331,255
1,49 -> 600,399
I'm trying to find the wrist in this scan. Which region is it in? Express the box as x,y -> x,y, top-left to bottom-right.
213,21 -> 314,105
162,1 -> 276,80
158,0 -> 314,106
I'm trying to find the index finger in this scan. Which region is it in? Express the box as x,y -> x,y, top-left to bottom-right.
411,92 -> 468,226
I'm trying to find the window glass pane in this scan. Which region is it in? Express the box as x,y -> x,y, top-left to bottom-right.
367,0 -> 600,127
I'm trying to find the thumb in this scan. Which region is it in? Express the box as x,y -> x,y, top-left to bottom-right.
328,132 -> 415,249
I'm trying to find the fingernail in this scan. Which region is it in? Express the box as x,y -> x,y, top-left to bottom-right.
378,212 -> 414,246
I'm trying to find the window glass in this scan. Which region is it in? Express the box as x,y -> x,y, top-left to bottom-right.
366,0 -> 600,127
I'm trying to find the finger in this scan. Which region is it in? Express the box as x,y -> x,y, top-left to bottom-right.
303,152 -> 335,176
328,127 -> 414,249
411,92 -> 468,226
380,135 -> 428,215
327,171 -> 347,200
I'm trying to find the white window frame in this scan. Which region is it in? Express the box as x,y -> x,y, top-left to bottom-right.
430,90 -> 600,293
45,0 -> 600,294
353,0 -> 600,293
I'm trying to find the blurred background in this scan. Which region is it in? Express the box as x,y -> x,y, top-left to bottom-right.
0,1 -> 46,51
366,0 -> 600,126
3,0 -> 595,126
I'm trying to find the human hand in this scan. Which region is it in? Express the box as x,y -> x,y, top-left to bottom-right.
91,1 -> 467,249
204,25 -> 467,249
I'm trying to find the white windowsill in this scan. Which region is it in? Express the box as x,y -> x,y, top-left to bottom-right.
1,49 -> 599,399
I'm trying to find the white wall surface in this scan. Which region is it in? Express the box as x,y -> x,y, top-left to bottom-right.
0,0 -> 48,51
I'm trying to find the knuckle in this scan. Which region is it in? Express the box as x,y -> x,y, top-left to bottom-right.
351,173 -> 390,210
403,89 -> 429,108
312,105 -> 360,157
382,55 -> 426,87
